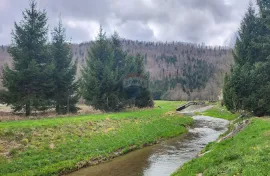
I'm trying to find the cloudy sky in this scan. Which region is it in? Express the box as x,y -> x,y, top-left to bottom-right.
0,0 -> 252,46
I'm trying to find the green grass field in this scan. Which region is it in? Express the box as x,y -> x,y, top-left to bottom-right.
0,101 -> 193,176
198,105 -> 240,121
172,118 -> 270,176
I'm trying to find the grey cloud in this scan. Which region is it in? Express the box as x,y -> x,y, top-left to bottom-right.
64,26 -> 91,44
40,0 -> 111,22
180,0 -> 233,22
116,21 -> 155,41
0,0 -> 251,45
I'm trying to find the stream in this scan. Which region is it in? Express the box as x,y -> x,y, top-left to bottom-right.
68,115 -> 229,176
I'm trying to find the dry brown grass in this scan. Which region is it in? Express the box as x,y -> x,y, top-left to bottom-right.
0,104 -> 102,122
77,104 -> 102,114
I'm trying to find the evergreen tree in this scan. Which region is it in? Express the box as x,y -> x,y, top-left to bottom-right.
111,32 -> 153,108
51,20 -> 79,114
223,2 -> 270,116
81,28 -> 153,111
223,73 -> 234,111
223,4 -> 258,113
233,4 -> 258,65
110,32 -> 128,109
81,27 -> 119,111
249,0 -> 270,115
125,54 -> 154,108
257,0 -> 270,13
0,1 -> 54,116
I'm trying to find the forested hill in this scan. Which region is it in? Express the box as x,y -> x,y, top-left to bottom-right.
0,40 -> 233,100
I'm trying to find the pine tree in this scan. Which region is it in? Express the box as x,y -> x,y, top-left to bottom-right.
257,0 -> 270,13
223,73 -> 234,111
233,4 -> 258,65
249,0 -> 270,115
256,0 -> 270,61
81,28 -> 153,111
223,4 -> 258,113
112,33 -> 153,108
223,2 -> 270,116
51,20 -> 79,114
110,32 -> 128,109
0,1 -> 54,116
81,27 -> 119,111
125,54 -> 154,108
241,2 -> 270,115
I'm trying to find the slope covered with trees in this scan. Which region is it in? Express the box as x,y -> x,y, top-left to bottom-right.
0,41 -> 233,102
71,40 -> 233,101
0,41 -> 233,101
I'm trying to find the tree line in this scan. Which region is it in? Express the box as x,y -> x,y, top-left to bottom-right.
0,1 -> 153,116
150,56 -> 215,100
223,0 -> 270,116
51,26 -> 232,102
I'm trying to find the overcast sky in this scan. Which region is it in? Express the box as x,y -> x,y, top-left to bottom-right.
0,0 -> 252,46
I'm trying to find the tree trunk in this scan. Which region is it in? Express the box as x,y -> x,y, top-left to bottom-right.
56,103 -> 60,114
26,101 -> 31,116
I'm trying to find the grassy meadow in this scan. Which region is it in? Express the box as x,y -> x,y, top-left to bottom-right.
0,101 -> 193,176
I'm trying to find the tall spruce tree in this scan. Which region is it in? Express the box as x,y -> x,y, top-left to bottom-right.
224,2 -> 270,116
223,4 -> 258,113
250,0 -> 270,115
0,1 -> 54,116
233,4 -> 258,65
125,54 -> 154,108
134,55 -> 154,108
51,20 -> 79,114
81,28 -> 153,111
81,27 -> 119,111
110,32 -> 128,109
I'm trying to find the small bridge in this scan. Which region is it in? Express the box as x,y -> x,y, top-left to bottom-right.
176,101 -> 205,112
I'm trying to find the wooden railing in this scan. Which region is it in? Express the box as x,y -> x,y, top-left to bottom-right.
176,101 -> 205,111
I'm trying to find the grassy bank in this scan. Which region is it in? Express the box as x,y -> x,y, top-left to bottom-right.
172,118 -> 270,176
198,105 -> 240,121
0,101 -> 192,176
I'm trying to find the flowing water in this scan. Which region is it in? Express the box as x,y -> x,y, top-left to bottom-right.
68,115 -> 229,176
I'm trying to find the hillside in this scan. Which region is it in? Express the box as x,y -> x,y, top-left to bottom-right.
0,40 -> 233,100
